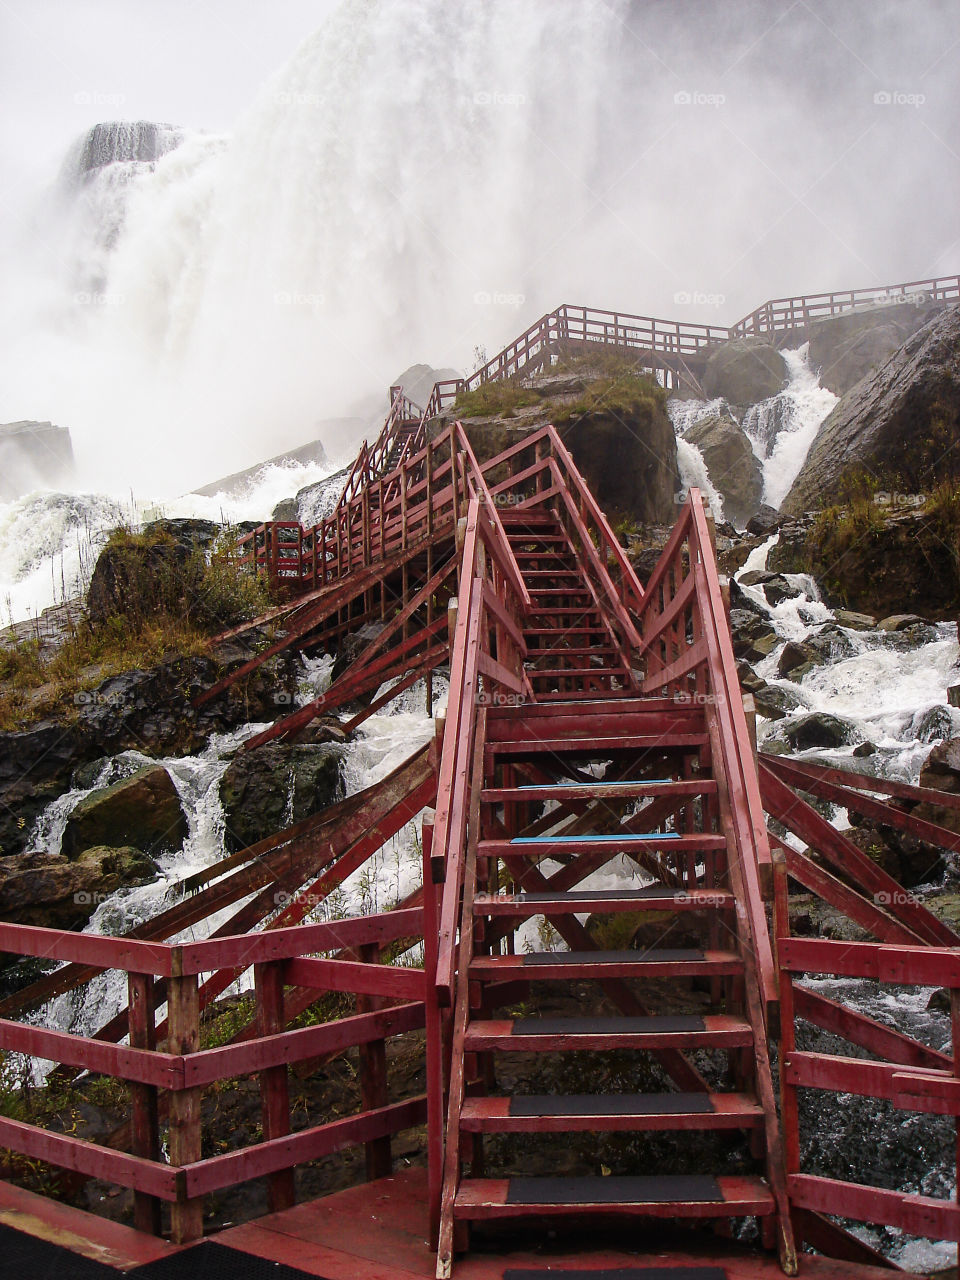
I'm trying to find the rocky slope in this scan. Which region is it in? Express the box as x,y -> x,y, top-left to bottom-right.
783,304 -> 960,513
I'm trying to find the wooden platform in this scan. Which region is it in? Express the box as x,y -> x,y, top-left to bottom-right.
215,1169 -> 914,1280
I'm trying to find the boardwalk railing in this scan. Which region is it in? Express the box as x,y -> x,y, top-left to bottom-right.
731,274 -> 960,337
0,912 -> 430,1243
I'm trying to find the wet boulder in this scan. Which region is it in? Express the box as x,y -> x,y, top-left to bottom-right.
0,720 -> 85,858
62,764 -> 187,860
833,609 -> 877,631
739,570 -> 802,607
219,742 -> 345,852
701,339 -> 786,407
783,305 -> 960,514
753,683 -> 803,721
729,611 -> 778,662
776,641 -> 818,679
0,845 -> 158,929
684,412 -> 763,528
778,712 -> 860,751
745,505 -> 782,536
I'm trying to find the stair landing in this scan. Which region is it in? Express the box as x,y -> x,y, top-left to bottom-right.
215,1170 -> 902,1280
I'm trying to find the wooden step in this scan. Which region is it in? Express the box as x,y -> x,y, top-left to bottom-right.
523,646 -> 618,658
527,669 -> 630,682
460,1091 -> 764,1133
454,1174 -> 774,1219
488,734 -> 709,755
470,947 -> 742,980
480,833 -> 725,857
523,627 -> 609,637
473,888 -> 735,917
528,607 -> 604,617
464,1014 -> 754,1052
482,779 -> 716,802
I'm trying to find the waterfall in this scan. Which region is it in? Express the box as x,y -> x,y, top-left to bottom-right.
742,344 -> 838,508
0,0 -> 631,496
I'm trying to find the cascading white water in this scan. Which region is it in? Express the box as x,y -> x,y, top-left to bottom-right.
741,344 -> 838,508
674,436 -> 726,523
0,0 -> 631,496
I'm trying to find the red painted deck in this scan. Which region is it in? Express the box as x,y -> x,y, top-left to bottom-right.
213,1169 -> 910,1280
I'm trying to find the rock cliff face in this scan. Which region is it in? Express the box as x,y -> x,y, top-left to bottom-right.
782,305 -> 960,514
701,339 -> 786,407
684,411 -> 762,528
449,363 -> 680,525
807,301 -> 948,396
0,421 -> 74,499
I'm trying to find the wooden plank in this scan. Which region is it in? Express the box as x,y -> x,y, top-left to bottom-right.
0,1017 -> 183,1087
177,908 -> 424,974
0,923 -> 173,974
783,845 -> 925,946
284,957 -> 425,1000
793,985 -> 952,1071
780,937 -> 960,986
256,960 -> 295,1212
127,972 -> 162,1234
184,1002 -> 426,1088
788,1173 -> 960,1241
784,1051 -> 954,1108
168,973 -> 203,1244
357,942 -> 392,1181
181,1097 -> 427,1200
0,1114 -> 177,1199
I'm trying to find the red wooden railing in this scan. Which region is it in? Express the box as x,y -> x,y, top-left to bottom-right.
731,274 -> 960,337
633,490 -> 777,1016
773,869 -> 960,1247
0,910 -> 431,1242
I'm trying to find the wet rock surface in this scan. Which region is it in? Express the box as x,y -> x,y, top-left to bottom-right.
219,741 -> 345,851
62,763 -> 186,860
0,844 -> 158,929
783,303 -> 960,514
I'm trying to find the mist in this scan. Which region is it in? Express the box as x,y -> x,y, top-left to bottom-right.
0,0 -> 957,496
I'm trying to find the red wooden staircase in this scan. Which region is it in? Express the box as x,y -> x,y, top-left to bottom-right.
435,695 -> 790,1274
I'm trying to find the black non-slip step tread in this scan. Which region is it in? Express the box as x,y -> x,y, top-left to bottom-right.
503,1268 -> 728,1280
508,1174 -> 723,1204
514,1015 -> 705,1034
508,1092 -> 716,1116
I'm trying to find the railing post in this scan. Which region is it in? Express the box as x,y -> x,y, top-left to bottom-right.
168,967 -> 203,1244
127,972 -> 161,1236
255,959 -> 296,1212
422,811 -> 444,1247
357,942 -> 392,1180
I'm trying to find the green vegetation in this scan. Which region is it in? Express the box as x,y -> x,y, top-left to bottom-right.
0,525 -> 275,732
553,371 -> 666,425
454,381 -> 543,418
